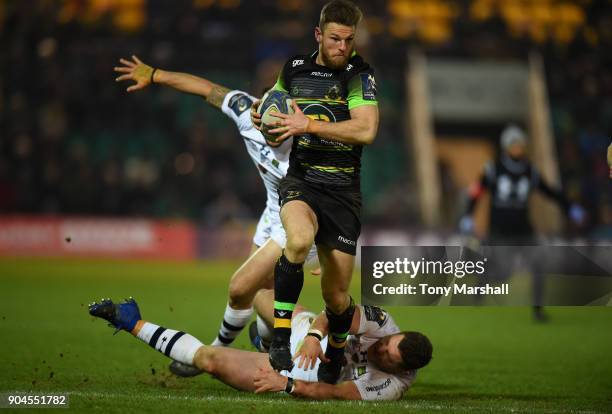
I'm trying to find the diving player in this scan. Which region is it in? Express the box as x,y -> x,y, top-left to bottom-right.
113,56 -> 317,363
88,294 -> 432,401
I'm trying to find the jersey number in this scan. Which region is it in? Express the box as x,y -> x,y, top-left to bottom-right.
496,175 -> 530,202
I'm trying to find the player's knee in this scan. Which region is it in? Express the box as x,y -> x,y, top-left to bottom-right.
194,346 -> 218,375
285,234 -> 313,262
322,289 -> 349,314
228,278 -> 254,308
252,288 -> 269,307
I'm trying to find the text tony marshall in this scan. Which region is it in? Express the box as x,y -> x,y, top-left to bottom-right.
372,283 -> 509,296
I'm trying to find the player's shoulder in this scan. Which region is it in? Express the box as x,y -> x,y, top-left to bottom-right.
345,53 -> 377,104
280,53 -> 313,77
358,304 -> 401,337
347,53 -> 372,74
485,159 -> 499,175
361,305 -> 391,328
284,53 -> 311,68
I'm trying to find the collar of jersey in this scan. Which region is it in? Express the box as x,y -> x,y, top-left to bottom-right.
501,154 -> 528,174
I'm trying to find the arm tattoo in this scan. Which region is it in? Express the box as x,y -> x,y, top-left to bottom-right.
207,85 -> 231,109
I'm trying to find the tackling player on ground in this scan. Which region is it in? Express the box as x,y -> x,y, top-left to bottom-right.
88,295 -> 432,401
114,56 -> 317,361
250,0 -> 379,383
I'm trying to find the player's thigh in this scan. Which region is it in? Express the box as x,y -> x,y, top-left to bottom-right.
253,288 -> 274,326
280,200 -> 318,242
195,346 -> 269,392
318,246 -> 355,310
230,239 -> 282,295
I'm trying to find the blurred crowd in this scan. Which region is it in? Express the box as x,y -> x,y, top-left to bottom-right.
0,0 -> 610,235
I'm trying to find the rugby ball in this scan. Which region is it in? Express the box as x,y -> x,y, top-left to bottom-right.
257,90 -> 295,147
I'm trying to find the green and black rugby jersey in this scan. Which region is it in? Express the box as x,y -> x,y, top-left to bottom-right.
272,50 -> 377,189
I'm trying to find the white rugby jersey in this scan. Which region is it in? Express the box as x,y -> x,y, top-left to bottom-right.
338,305 -> 417,401
292,306 -> 417,401
221,90 -> 293,213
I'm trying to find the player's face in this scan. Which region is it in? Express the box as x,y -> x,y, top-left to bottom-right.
367,334 -> 405,374
316,23 -> 355,70
507,142 -> 527,159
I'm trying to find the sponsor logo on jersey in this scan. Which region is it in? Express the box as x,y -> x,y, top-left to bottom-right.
292,59 -> 304,67
365,378 -> 392,393
346,63 -> 353,72
338,235 -> 356,246
228,93 -> 253,116
303,104 -> 336,123
360,73 -> 377,101
285,190 -> 302,200
310,71 -> 333,78
326,84 -> 341,100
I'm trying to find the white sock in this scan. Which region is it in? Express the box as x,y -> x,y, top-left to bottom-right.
136,322 -> 203,365
256,315 -> 272,350
212,304 -> 253,346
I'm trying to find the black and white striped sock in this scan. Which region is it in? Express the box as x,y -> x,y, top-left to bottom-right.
256,315 -> 272,351
136,322 -> 203,365
211,304 -> 253,346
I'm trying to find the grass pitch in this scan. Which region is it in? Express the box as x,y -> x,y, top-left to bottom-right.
0,257 -> 611,413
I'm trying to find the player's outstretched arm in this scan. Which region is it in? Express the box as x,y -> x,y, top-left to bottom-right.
535,174 -> 586,225
253,367 -> 362,400
114,55 -> 230,109
269,102 -> 379,145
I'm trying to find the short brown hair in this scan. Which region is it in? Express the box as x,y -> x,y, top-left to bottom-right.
398,331 -> 433,370
319,0 -> 362,29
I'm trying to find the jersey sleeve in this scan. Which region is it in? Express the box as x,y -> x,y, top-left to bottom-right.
271,60 -> 290,93
347,68 -> 378,110
352,371 -> 409,401
532,168 -> 571,211
221,90 -> 257,132
482,161 -> 496,189
356,305 -> 398,337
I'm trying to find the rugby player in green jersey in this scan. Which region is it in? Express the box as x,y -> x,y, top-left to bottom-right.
251,0 -> 379,383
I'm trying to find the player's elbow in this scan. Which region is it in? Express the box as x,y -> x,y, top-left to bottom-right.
357,126 -> 377,145
357,119 -> 378,145
330,382 -> 362,400
358,131 -> 376,145
332,387 -> 361,400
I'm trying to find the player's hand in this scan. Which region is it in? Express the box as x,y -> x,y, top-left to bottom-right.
310,267 -> 321,276
114,55 -> 154,92
569,204 -> 586,226
293,335 -> 329,370
250,100 -> 262,131
268,100 -> 311,142
459,215 -> 474,234
253,367 -> 287,393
